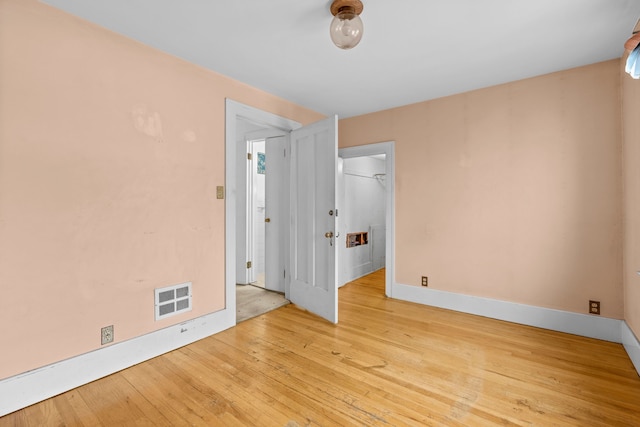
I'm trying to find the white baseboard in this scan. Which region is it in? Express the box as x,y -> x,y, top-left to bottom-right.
622,321 -> 640,375
394,282 -> 640,376
344,263 -> 373,284
392,283 -> 623,343
0,307 -> 235,417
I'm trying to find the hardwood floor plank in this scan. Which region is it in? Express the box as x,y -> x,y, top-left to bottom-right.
256,307 -> 533,426
144,351 -> 264,426
75,373 -> 169,426
210,328 -> 399,426
51,391 -> 102,427
167,347 -> 297,426
243,307 -> 538,425
2,268 -> 640,426
8,399 -> 66,427
119,358 -> 228,426
182,342 -> 352,426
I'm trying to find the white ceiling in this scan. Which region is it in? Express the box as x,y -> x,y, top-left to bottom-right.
43,0 -> 640,118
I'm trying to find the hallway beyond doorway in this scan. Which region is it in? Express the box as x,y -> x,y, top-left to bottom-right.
236,284 -> 288,322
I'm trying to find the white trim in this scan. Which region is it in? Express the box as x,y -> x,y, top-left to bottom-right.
622,321 -> 640,375
339,142 -> 395,298
0,308 -> 234,417
392,282 -> 623,343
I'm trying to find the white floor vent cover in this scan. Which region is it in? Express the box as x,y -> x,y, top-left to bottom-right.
155,282 -> 192,320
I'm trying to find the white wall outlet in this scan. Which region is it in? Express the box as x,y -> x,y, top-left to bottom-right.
101,325 -> 114,345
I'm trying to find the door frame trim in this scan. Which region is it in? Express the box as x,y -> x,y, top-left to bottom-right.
225,99 -> 301,323
339,141 -> 396,298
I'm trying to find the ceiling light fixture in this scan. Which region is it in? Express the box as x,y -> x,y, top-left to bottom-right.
626,37 -> 640,79
625,20 -> 640,79
329,0 -> 364,50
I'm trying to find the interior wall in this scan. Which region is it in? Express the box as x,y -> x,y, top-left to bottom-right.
622,59 -> 640,337
0,0 -> 323,380
339,60 -> 623,318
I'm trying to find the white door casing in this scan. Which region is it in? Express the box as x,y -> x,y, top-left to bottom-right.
289,116 -> 339,324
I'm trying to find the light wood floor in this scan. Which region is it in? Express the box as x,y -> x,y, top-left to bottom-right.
3,269 -> 640,426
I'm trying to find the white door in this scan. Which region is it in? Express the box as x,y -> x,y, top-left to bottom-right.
264,136 -> 287,293
248,139 -> 266,285
289,116 -> 338,323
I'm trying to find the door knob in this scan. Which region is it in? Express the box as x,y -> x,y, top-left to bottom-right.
265,218 -> 271,223
325,231 -> 334,246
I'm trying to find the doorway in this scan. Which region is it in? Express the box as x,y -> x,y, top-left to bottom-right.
338,142 -> 395,298
237,134 -> 292,322
338,154 -> 387,289
226,100 -> 394,323
227,102 -> 301,323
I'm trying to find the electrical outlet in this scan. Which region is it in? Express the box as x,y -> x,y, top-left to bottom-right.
589,300 -> 600,315
101,325 -> 114,345
421,276 -> 428,287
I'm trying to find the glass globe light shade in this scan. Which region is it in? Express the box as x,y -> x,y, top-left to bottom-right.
329,7 -> 363,50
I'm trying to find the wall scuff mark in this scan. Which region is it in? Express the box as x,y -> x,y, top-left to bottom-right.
132,104 -> 163,141
181,130 -> 197,143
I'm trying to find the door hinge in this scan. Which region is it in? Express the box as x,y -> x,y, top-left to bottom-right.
284,148 -> 286,157
335,209 -> 338,217
283,269 -> 286,278
247,153 -> 252,160
246,261 -> 252,269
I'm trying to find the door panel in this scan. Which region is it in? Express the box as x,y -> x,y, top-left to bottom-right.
289,116 -> 338,323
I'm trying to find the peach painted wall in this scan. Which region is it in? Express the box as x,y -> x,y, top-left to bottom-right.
0,0 -> 323,380
622,60 -> 640,338
340,61 -> 623,319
